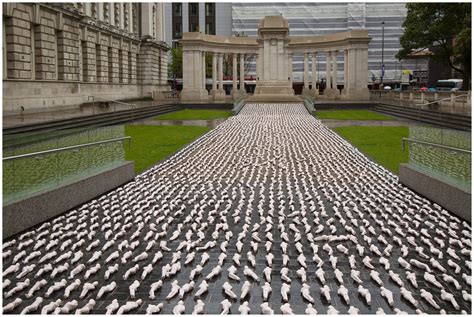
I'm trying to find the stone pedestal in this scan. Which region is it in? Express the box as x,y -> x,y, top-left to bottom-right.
182,89 -> 209,103
211,89 -> 226,102
324,88 -> 339,99
251,16 -> 298,102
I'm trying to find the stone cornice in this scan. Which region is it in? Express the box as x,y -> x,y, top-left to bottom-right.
180,30 -> 371,53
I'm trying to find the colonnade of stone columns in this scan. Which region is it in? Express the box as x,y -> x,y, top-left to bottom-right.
181,49 -> 248,102
296,48 -> 368,100
301,51 -> 339,98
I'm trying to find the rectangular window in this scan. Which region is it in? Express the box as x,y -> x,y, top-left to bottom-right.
190,23 -> 198,32
175,23 -> 182,38
174,3 -> 182,16
189,3 -> 198,16
205,3 -> 214,16
205,23 -> 214,35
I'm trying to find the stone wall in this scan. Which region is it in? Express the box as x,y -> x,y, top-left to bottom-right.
3,3 -> 170,116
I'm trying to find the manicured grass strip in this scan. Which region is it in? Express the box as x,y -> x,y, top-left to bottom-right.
154,109 -> 232,121
125,125 -> 210,173
316,110 -> 394,121
333,126 -> 409,174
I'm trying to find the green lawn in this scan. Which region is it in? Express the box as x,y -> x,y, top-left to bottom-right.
125,125 -> 210,173
333,126 -> 409,174
316,109 -> 393,120
155,109 -> 232,121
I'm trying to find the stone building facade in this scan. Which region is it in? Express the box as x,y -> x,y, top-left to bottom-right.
3,3 -> 169,115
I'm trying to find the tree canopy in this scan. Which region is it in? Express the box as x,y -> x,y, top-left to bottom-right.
397,3 -> 471,90
168,46 -> 183,79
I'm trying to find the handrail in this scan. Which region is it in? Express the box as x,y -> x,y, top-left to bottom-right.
402,137 -> 471,154
415,93 -> 469,107
87,95 -> 137,120
3,136 -> 132,161
87,96 -> 137,108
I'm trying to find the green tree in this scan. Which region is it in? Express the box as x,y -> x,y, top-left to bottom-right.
168,46 -> 183,79
397,3 -> 471,90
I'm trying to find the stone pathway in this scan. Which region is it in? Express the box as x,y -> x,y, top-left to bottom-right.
2,104 -> 471,314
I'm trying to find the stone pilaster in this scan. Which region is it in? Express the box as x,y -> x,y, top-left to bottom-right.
129,43 -> 139,84
159,50 -> 168,85
81,40 -> 96,82
108,39 -> 120,83
5,16 -> 32,79
34,24 -> 56,80
119,49 -> 129,83
57,17 -> 80,81
96,44 -> 109,83
137,42 -> 160,85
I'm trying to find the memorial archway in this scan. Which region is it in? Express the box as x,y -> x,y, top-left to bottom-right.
180,16 -> 371,103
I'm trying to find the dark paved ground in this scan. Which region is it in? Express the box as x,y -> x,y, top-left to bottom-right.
2,103 -> 471,314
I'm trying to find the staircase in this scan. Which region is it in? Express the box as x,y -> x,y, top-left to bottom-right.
3,103 -> 183,135
373,103 -> 471,131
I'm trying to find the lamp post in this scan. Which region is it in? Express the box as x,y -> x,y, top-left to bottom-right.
381,21 -> 385,89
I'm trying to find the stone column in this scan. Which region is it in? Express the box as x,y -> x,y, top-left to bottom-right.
311,53 -> 317,95
232,53 -> 238,96
218,53 -> 224,92
239,53 -> 245,91
303,52 -> 309,91
343,48 -> 369,100
288,53 -> 293,82
211,52 -> 225,101
324,51 -> 337,99
331,50 -> 338,90
211,52 -> 217,92
342,49 -> 348,96
202,51 -> 206,90
325,52 -> 331,89
180,49 -> 208,103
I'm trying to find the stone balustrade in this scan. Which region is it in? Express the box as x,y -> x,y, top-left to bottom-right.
370,90 -> 471,115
